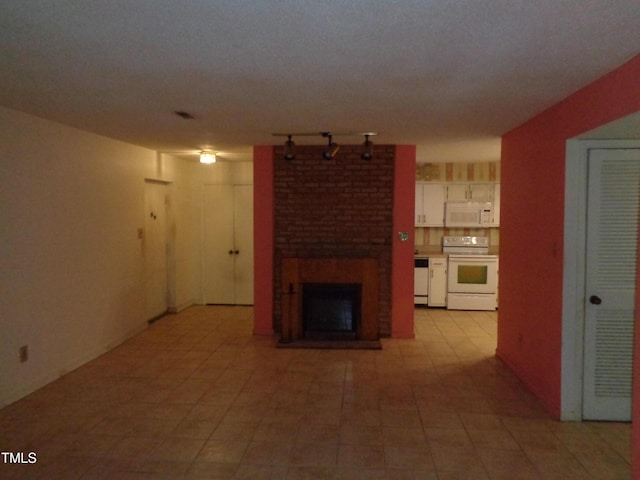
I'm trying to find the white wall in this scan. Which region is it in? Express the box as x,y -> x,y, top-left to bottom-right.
0,107 -> 201,406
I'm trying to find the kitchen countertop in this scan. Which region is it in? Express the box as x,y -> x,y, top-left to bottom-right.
414,247 -> 446,258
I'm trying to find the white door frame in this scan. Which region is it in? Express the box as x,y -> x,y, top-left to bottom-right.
562,139 -> 640,420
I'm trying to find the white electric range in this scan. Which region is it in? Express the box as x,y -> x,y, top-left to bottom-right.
442,236 -> 498,311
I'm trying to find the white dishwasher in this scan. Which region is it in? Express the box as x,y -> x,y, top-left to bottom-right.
414,258 -> 429,305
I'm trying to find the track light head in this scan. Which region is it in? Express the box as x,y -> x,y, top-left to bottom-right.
283,135 -> 296,160
361,134 -> 373,160
322,134 -> 340,160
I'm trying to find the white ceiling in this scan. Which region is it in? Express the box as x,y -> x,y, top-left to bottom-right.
1,1 -> 638,163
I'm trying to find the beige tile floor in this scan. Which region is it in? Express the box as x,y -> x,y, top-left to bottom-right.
0,306 -> 631,479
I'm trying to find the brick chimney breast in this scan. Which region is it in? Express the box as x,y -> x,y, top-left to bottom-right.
273,144 -> 395,336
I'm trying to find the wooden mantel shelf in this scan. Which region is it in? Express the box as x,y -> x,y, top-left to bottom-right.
280,257 -> 380,343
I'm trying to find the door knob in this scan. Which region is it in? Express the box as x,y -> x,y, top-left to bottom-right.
228,250 -> 234,255
589,295 -> 602,305
234,250 -> 239,255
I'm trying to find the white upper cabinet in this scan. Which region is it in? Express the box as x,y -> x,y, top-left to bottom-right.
415,185 -> 425,225
492,183 -> 500,226
446,184 -> 470,201
416,182 -> 500,227
447,183 -> 495,202
469,183 -> 494,202
415,183 -> 446,226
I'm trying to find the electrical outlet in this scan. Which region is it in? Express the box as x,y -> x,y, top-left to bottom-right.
19,345 -> 28,363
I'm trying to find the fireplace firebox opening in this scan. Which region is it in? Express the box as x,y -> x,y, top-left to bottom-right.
302,283 -> 361,340
280,257 -> 379,344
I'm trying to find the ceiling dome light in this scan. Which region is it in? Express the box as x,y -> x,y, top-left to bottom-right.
284,135 -> 296,160
199,151 -> 216,164
361,134 -> 373,160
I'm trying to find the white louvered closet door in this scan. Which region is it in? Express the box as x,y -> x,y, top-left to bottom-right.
583,148 -> 640,421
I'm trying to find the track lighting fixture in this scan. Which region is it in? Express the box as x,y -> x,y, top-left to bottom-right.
322,133 -> 340,160
283,135 -> 296,160
199,151 -> 216,164
361,134 -> 373,160
273,131 -> 377,160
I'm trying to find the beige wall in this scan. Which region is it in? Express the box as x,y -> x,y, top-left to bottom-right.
0,107 -> 216,406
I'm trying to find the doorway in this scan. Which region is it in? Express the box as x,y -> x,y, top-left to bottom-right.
143,180 -> 170,321
562,139 -> 640,420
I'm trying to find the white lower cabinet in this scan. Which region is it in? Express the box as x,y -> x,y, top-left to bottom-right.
428,257 -> 447,307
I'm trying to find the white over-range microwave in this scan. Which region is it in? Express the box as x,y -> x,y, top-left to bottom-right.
445,201 -> 494,227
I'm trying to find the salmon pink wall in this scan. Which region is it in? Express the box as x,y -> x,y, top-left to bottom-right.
392,145 -> 416,338
252,144 -> 416,338
253,145 -> 274,335
498,54 -> 640,418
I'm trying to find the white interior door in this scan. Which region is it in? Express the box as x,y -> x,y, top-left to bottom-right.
582,148 -> 640,420
144,181 -> 169,320
203,184 -> 254,305
203,185 -> 235,304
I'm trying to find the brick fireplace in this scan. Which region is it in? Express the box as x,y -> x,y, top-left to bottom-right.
273,144 -> 395,340
280,257 -> 379,343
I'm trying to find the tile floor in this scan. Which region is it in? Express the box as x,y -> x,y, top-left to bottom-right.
0,306 -> 631,479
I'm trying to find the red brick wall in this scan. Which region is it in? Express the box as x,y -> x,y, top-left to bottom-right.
273,144 -> 395,336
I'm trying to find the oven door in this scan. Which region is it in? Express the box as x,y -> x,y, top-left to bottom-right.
447,255 -> 498,294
